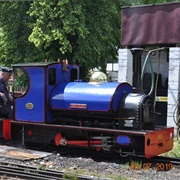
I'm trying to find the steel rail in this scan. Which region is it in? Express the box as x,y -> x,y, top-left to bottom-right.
150,156 -> 180,166
0,164 -> 63,180
0,160 -> 106,180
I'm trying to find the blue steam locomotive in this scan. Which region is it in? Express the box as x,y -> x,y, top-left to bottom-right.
0,61 -> 174,158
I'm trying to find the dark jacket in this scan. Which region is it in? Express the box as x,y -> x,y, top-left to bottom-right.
0,77 -> 10,104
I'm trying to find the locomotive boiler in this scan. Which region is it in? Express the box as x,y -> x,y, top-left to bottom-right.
0,61 -> 174,159
50,80 -> 155,131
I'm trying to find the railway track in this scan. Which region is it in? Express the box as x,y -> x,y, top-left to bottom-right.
150,156 -> 180,166
0,144 -> 179,179
0,161 -> 104,180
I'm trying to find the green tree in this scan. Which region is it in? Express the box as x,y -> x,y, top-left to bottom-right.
0,1 -> 44,67
0,0 -> 123,79
0,0 -> 178,78
27,0 -> 123,75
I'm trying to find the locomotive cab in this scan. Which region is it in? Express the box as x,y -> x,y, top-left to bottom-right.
13,62 -> 79,123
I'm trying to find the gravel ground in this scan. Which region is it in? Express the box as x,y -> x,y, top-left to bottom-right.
0,149 -> 179,180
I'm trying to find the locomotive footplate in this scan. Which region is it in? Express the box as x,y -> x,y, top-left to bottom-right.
9,121 -> 174,159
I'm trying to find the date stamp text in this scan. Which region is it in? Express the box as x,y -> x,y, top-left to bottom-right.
130,162 -> 173,170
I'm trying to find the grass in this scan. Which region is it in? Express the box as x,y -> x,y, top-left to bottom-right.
63,172 -> 79,180
162,138 -> 180,158
62,168 -> 128,180
108,176 -> 129,180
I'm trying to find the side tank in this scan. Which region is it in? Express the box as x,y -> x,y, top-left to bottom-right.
50,82 -> 132,113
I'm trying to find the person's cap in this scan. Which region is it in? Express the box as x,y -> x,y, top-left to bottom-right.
0,67 -> 13,73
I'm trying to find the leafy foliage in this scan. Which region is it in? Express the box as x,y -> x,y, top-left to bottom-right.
0,2 -> 43,66
163,139 -> 180,158
27,0 -> 123,75
0,0 -> 179,78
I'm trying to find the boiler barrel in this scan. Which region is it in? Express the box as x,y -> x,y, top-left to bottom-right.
50,82 -> 132,112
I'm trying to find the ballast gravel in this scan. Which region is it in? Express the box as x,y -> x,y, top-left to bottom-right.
0,150 -> 180,180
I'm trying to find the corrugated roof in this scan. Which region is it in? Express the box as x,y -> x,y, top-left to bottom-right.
121,2 -> 180,47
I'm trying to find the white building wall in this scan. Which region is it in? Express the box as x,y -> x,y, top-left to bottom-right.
118,49 -> 133,84
167,47 -> 180,134
106,63 -> 118,81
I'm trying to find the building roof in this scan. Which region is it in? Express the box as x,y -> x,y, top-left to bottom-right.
121,2 -> 180,47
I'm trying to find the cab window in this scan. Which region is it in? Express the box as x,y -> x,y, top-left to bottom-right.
49,68 -> 56,85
